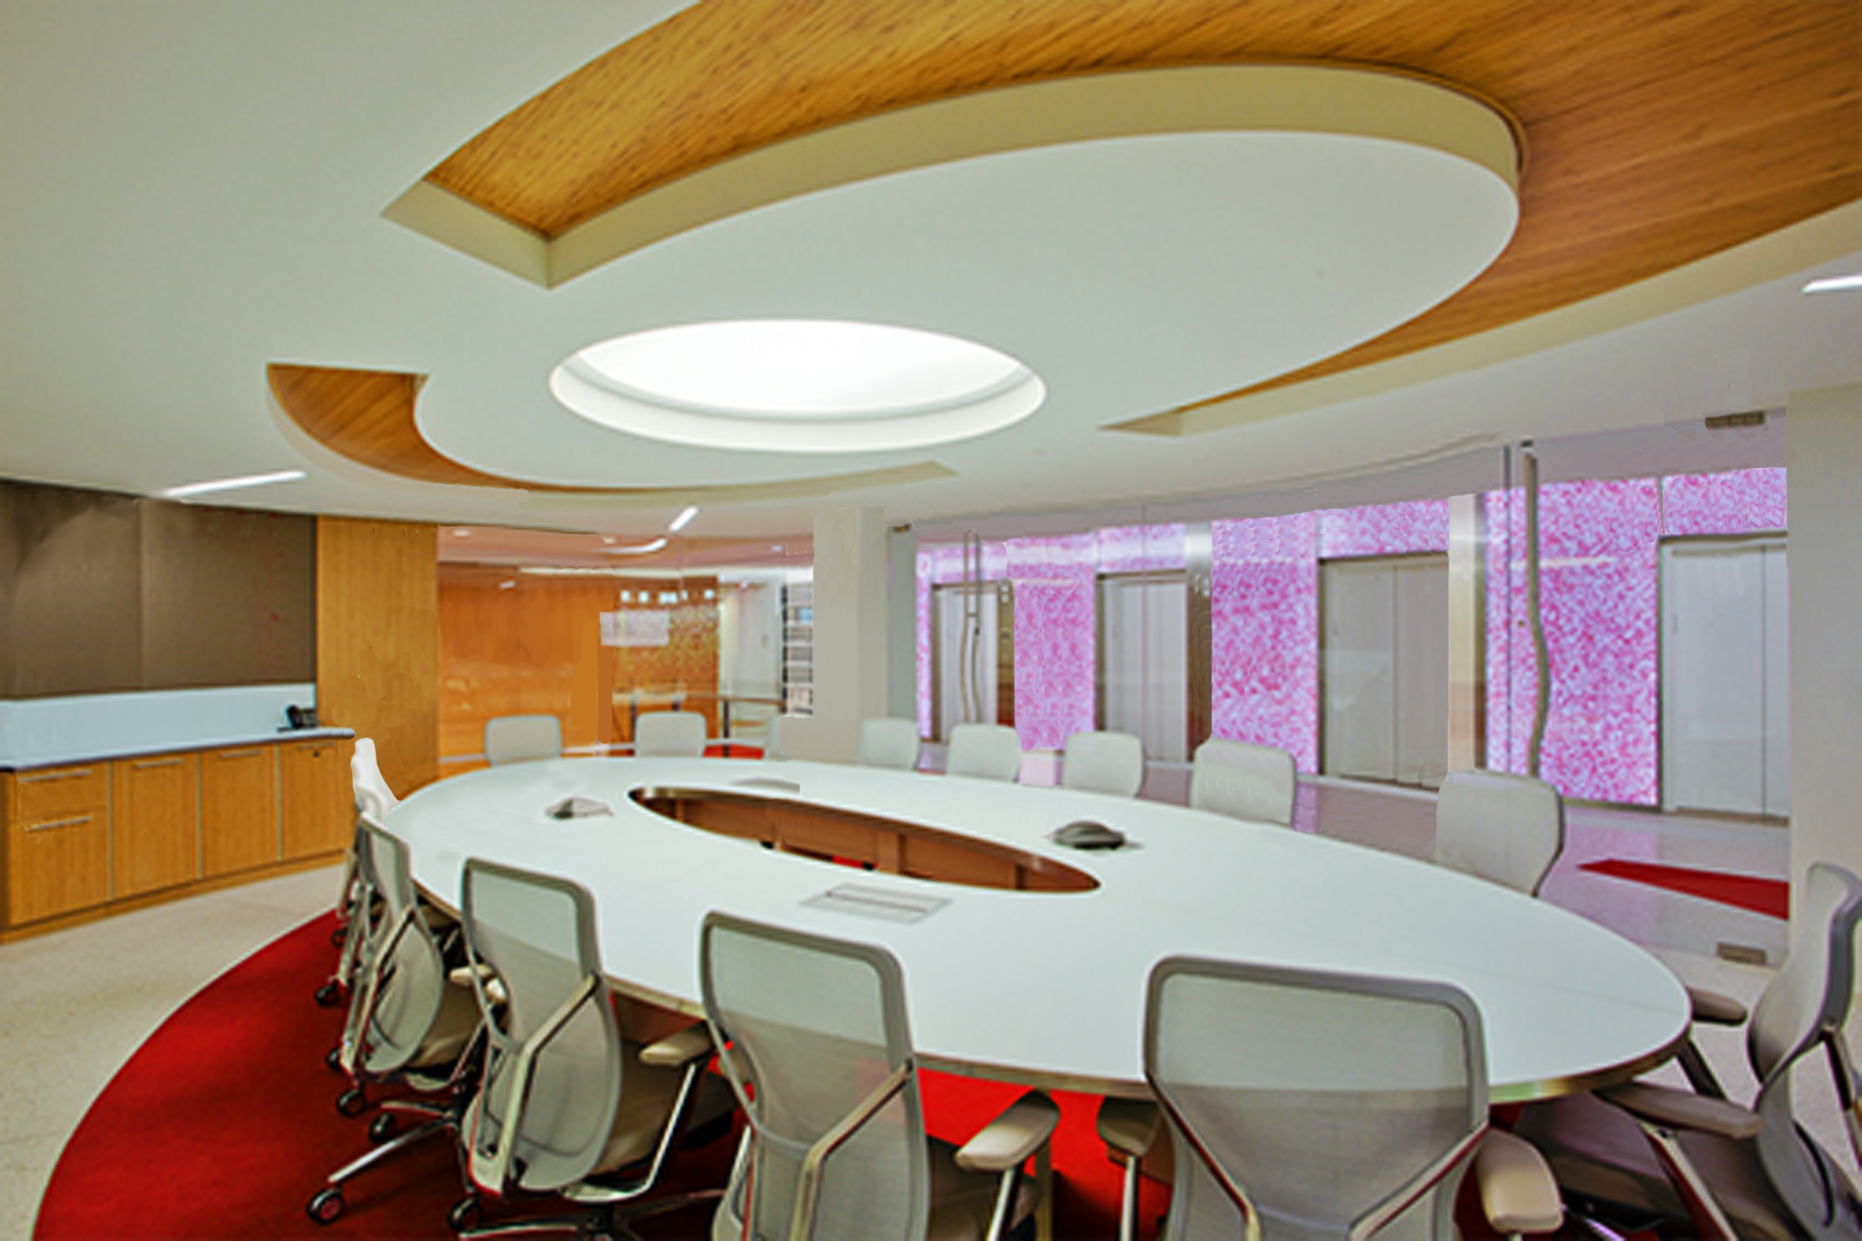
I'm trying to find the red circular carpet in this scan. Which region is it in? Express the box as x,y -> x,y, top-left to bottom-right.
32,912 -> 1172,1240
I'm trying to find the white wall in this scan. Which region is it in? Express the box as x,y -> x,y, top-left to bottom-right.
1787,383 -> 1862,931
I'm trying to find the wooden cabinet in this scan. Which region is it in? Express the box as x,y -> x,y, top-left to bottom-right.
4,732 -> 352,939
6,764 -> 111,925
281,738 -> 351,860
112,753 -> 201,898
202,746 -> 279,877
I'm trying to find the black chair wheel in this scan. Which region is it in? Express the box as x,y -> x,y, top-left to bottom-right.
325,1045 -> 343,1072
335,1087 -> 368,1117
448,1194 -> 483,1232
314,980 -> 343,1007
330,923 -> 348,947
368,1112 -> 398,1144
307,1186 -> 345,1224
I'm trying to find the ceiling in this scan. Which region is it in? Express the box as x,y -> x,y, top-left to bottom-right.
2,1 -> 1857,561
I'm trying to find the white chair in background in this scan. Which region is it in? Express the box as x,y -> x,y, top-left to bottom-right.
350,737 -> 399,821
632,710 -> 707,758
945,723 -> 1023,782
1433,769 -> 1565,897
762,713 -> 798,761
483,714 -> 562,767
1061,730 -> 1144,798
1188,738 -> 1296,826
857,717 -> 922,771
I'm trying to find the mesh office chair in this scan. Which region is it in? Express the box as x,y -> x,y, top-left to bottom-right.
485,714 -> 564,767
1515,862 -> 1862,1240
700,913 -> 1060,1241
634,710 -> 708,758
945,723 -> 1024,782
1188,739 -> 1297,826
317,738 -> 404,1008
453,858 -> 734,1240
1433,770 -> 1565,897
308,819 -> 482,1224
1142,956 -> 1560,1240
857,717 -> 923,771
1062,730 -> 1145,798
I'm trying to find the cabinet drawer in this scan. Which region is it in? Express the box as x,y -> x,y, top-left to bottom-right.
15,764 -> 109,819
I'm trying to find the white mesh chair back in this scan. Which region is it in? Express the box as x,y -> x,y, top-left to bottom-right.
857,718 -> 922,771
634,710 -> 708,757
461,859 -> 622,1193
346,820 -> 447,1077
764,714 -> 791,761
1062,730 -> 1145,798
1433,770 -> 1565,896
484,713 -> 563,767
350,737 -> 399,820
1189,739 -> 1296,826
701,913 -> 928,1241
945,723 -> 1023,782
1145,957 -> 1486,1241
1743,863 -> 1862,1218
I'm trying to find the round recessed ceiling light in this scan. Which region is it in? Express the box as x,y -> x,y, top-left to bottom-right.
550,320 -> 1045,453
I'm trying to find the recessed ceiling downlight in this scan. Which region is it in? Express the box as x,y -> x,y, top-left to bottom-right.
551,320 -> 1045,453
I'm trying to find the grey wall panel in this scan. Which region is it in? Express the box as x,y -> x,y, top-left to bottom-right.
4,481 -> 144,696
0,480 -> 315,698
140,499 -> 314,688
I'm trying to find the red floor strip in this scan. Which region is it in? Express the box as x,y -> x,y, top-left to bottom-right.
1579,858 -> 1789,919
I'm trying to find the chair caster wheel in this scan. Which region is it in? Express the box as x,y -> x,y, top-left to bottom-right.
307,1186 -> 345,1224
369,1112 -> 398,1144
325,1045 -> 343,1072
449,1194 -> 483,1231
336,1086 -> 368,1117
330,924 -> 348,947
314,980 -> 343,1007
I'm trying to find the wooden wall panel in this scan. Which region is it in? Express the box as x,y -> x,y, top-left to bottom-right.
438,566 -> 721,761
317,517 -> 438,797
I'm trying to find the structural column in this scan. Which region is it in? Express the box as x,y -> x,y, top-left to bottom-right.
1786,384 -> 1862,929
781,507 -> 893,762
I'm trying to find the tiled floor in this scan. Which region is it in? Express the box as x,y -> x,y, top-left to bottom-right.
0,772 -> 1844,1239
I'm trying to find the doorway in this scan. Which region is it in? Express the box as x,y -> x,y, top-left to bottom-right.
1097,573 -> 1189,763
1661,537 -> 1788,817
1320,554 -> 1449,787
930,581 -> 1015,741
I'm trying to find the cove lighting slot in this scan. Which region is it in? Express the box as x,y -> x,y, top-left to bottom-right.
161,469 -> 306,498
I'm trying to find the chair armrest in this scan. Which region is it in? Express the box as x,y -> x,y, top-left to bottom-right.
1687,986 -> 1748,1026
1095,1097 -> 1163,1160
955,1090 -> 1061,1175
1474,1130 -> 1563,1234
1599,1081 -> 1763,1140
447,963 -> 506,1006
640,1022 -> 715,1068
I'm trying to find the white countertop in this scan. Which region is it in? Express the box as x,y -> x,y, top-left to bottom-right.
387,757 -> 1690,1101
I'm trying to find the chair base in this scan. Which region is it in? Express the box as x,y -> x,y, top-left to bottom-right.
456,1188 -> 723,1241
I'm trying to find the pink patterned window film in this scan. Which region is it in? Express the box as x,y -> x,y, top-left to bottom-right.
1095,524 -> 1187,575
1210,513 -> 1319,772
1317,499 -> 1450,559
1485,467 -> 1786,806
1662,468 -> 1786,536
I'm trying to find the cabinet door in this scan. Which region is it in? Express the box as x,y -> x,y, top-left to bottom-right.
281,740 -> 352,860
202,746 -> 280,877
10,808 -> 111,924
112,754 -> 201,897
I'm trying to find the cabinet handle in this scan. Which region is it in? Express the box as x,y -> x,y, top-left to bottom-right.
26,814 -> 94,832
218,749 -> 263,760
21,768 -> 92,783
133,757 -> 185,769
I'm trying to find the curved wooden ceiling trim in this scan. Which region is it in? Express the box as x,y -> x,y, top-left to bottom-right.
396,0 -> 1858,424
267,363 -> 954,500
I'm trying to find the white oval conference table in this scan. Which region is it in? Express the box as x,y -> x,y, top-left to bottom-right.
388,757 -> 1690,1105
